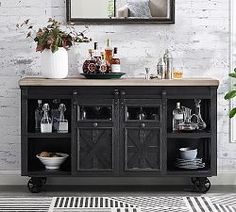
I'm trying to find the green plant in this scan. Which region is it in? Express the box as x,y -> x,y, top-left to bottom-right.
224,68 -> 236,118
17,18 -> 91,53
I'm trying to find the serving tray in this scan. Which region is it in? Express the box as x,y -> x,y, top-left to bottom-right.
81,72 -> 125,79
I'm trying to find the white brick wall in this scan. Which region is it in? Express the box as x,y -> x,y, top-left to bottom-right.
0,0 -> 234,172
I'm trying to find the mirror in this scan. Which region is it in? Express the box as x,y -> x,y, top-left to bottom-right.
66,0 -> 175,24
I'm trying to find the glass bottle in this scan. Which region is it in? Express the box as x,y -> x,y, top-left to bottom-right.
111,47 -> 121,73
51,99 -> 61,132
58,103 -> 68,133
35,100 -> 43,132
105,39 -> 113,65
163,49 -> 173,79
82,49 -> 97,73
138,107 -> 146,120
99,52 -> 108,73
41,103 -> 52,133
194,99 -> 207,130
172,102 -> 184,131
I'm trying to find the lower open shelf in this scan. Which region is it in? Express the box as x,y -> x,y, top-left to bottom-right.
27,138 -> 71,174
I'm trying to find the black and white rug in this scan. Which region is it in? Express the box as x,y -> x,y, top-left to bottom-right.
0,195 -> 235,212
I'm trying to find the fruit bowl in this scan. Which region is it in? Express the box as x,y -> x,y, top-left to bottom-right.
36,152 -> 69,170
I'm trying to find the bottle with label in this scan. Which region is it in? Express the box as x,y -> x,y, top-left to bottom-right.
172,102 -> 184,131
41,103 -> 52,133
35,100 -> 43,132
58,103 -> 68,133
111,47 -> 121,73
104,39 -> 113,66
82,49 -> 97,73
93,42 -> 101,60
99,52 -> 108,73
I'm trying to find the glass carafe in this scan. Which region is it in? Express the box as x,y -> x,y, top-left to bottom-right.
35,100 -> 43,132
41,103 -> 52,133
58,103 -> 68,133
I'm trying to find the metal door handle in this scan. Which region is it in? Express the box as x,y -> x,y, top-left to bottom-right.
141,123 -> 146,128
93,122 -> 98,127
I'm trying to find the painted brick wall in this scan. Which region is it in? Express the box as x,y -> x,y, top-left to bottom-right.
0,0 -> 233,172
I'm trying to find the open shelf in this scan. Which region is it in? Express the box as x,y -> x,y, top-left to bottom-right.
167,138 -> 211,174
27,98 -> 71,133
27,138 -> 71,174
167,99 -> 211,133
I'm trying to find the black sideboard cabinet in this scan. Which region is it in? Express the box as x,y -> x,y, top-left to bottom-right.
20,80 -> 218,193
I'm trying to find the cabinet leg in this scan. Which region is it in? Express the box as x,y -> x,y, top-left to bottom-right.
191,177 -> 211,193
27,177 -> 47,193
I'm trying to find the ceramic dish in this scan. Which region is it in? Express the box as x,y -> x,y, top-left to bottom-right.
36,153 -> 69,170
179,147 -> 198,160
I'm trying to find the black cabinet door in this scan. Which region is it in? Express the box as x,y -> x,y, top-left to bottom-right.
120,99 -> 163,176
73,97 -> 118,176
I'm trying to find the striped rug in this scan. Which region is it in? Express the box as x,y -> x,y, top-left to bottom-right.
0,195 -> 235,212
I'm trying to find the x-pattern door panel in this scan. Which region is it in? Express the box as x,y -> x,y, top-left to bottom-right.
125,127 -> 160,171
78,128 -> 113,171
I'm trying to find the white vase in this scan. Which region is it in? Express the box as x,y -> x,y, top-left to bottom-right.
41,47 -> 68,79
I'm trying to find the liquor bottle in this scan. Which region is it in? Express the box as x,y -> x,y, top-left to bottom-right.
163,49 -> 173,79
35,100 -> 43,132
41,103 -> 52,133
58,103 -> 68,133
93,42 -> 101,60
104,39 -> 113,65
99,52 -> 108,73
111,47 -> 121,73
172,102 -> 184,131
82,49 -> 97,73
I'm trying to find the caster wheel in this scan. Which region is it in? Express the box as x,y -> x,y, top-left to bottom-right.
192,177 -> 211,193
41,177 -> 47,185
27,179 -> 42,193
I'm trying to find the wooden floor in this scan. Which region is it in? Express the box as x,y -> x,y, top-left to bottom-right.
0,185 -> 235,196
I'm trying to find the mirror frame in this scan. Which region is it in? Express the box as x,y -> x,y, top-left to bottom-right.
66,0 -> 175,24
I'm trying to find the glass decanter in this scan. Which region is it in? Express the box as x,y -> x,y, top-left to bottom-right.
41,103 -> 52,133
58,103 -> 68,133
194,99 -> 207,130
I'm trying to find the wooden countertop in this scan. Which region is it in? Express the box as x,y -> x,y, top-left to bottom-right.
19,77 -> 219,87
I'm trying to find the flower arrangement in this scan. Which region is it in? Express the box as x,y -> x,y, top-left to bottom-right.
225,68 -> 236,118
17,18 -> 91,53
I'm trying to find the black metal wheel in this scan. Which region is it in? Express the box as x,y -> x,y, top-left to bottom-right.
191,177 -> 211,193
27,177 -> 45,193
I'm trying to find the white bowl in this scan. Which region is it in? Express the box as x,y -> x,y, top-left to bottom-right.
36,153 -> 69,170
179,148 -> 197,160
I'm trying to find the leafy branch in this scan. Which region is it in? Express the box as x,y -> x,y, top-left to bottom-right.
17,18 -> 91,53
224,68 -> 236,118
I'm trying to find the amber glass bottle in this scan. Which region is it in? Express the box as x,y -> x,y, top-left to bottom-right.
104,39 -> 112,64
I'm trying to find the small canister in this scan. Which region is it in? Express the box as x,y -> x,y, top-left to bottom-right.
157,58 -> 166,79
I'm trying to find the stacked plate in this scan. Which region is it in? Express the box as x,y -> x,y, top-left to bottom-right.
175,158 -> 205,169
